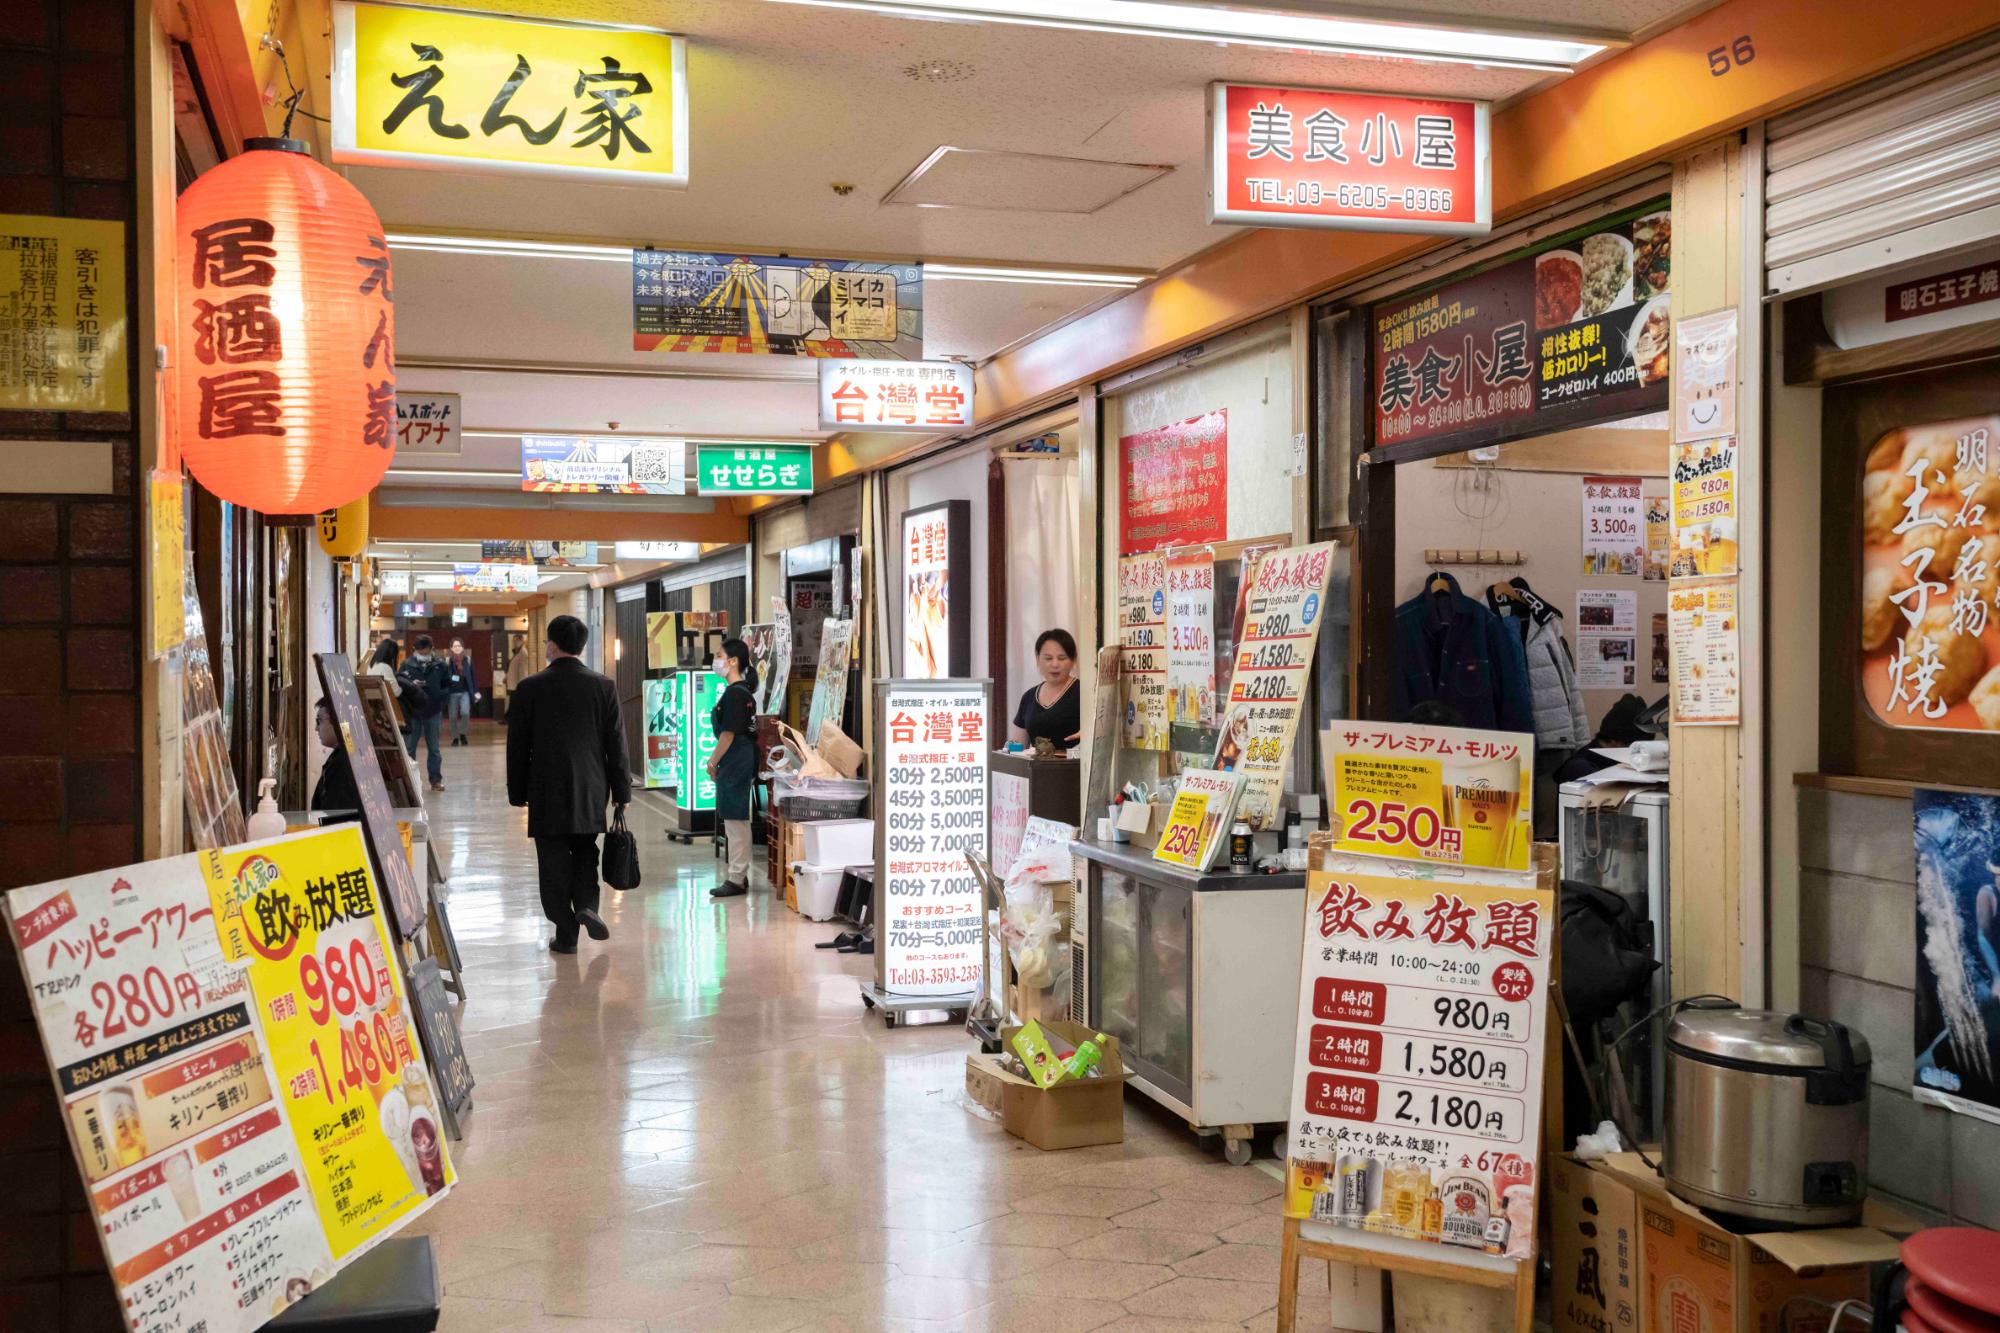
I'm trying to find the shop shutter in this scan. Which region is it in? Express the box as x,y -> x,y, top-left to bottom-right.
657,546 -> 750,595
1764,39 -> 2000,295
753,479 -> 862,554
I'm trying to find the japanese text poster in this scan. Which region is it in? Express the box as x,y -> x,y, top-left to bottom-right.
643,677 -> 673,789
806,618 -> 854,744
1118,553 -> 1169,751
1165,547 -> 1217,755
634,250 -> 921,359
902,505 -> 957,679
1321,720 -> 1534,875
1581,476 -> 1644,576
876,682 -> 988,998
393,391 -> 460,455
1860,415 -> 2000,733
1284,865 -> 1552,1264
1119,409 -> 1228,553
766,595 -> 793,718
5,857 -> 334,1332
818,360 -> 971,430
1670,436 -> 1738,578
521,435 -> 684,495
0,212 -> 127,412
199,828 -> 455,1259
1216,542 -> 1338,828
1575,590 -> 1638,691
1645,495 -> 1670,581
1152,769 -> 1242,874
1914,788 -> 2000,1125
1673,308 -> 1736,444
1669,577 -> 1740,725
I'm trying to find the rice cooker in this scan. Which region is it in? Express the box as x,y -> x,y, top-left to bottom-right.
1664,1006 -> 1871,1228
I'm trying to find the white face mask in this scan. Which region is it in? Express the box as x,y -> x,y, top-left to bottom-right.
712,659 -> 727,676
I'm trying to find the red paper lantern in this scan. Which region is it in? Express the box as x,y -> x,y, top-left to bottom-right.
175,138 -> 395,514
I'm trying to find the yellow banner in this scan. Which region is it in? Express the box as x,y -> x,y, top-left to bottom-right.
0,213 -> 128,412
200,827 -> 454,1259
149,470 -> 187,658
333,2 -> 687,185
1322,721 -> 1533,874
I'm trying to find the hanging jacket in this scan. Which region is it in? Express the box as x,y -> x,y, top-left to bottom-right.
1486,582 -> 1590,751
1391,571 -> 1536,734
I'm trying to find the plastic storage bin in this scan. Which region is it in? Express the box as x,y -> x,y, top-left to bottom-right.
773,775 -> 869,820
791,863 -> 848,920
801,818 -> 873,866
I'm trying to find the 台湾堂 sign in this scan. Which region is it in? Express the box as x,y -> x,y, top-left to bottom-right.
1208,84 -> 1490,236
694,444 -> 814,496
332,2 -> 687,185
874,680 -> 990,999
522,435 -> 685,494
634,250 -> 922,359
819,360 -> 973,431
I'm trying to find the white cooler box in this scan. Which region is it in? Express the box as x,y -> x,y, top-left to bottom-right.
790,863 -> 855,921
799,818 -> 874,866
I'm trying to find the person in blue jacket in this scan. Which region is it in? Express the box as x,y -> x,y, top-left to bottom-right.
1391,570 -> 1536,734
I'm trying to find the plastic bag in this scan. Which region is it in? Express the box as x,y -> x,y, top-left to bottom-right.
1572,1119 -> 1626,1160
1006,893 -> 1064,988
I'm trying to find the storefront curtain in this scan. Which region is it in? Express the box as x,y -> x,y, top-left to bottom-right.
1004,458 -> 1080,689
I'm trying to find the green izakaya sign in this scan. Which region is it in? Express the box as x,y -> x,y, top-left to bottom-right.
694,444 -> 813,496
677,669 -> 723,811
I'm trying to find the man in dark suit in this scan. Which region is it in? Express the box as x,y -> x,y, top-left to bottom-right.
506,614 -> 631,954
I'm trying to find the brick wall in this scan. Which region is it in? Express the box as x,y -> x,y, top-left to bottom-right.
0,0 -> 144,1328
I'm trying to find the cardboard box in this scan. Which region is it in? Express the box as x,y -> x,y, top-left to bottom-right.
1551,1155 -> 1640,1333
994,1021 -> 1126,1150
780,820 -> 804,910
1584,1154 -> 1908,1333
965,1053 -> 1007,1115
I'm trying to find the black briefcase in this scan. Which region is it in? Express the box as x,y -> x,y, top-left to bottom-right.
602,807 -> 641,891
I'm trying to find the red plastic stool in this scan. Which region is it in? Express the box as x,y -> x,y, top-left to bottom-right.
1907,1278 -> 2000,1333
1904,1230 -> 2000,1319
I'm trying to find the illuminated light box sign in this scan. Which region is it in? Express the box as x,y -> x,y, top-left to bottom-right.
1208,82 -> 1490,236
521,435 -> 685,494
818,359 -> 973,431
675,669 -> 722,811
479,540 -> 596,566
451,563 -> 537,594
332,1 -> 688,186
694,444 -> 813,496
901,500 -> 969,679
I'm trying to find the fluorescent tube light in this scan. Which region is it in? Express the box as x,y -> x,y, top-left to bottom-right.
924,262 -> 1147,287
384,233 -> 633,263
383,468 -> 523,480
759,0 -> 1605,69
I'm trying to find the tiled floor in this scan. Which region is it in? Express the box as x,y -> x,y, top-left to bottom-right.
406,731 -> 1345,1332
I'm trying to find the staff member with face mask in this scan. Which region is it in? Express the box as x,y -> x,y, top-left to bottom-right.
706,639 -> 760,900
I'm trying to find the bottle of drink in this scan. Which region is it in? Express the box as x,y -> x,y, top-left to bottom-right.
1065,1034 -> 1110,1080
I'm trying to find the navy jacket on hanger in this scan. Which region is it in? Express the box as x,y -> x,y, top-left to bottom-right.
1391,571 -> 1536,734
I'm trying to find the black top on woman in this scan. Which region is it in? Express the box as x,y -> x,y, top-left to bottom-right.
1011,628 -> 1082,751
706,638 -> 760,821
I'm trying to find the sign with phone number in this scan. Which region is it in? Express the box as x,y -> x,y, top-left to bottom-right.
875,680 -> 990,998
1321,719 -> 1534,874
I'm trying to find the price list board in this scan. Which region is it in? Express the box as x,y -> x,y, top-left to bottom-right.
1283,866 -> 1552,1263
1118,553 -> 1167,750
1218,542 -> 1338,828
874,679 -> 990,1001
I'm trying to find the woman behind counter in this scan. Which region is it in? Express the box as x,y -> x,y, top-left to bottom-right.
706,638 -> 761,899
1010,628 -> 1081,752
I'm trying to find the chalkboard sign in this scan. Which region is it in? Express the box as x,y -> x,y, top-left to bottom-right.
316,653 -> 426,940
409,956 -> 474,1139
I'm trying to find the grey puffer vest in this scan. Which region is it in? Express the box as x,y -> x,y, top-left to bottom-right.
1488,586 -> 1589,752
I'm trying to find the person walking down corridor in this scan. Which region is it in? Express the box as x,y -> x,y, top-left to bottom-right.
508,615 -> 631,953
445,637 -> 481,746
399,634 -> 451,792
707,638 -> 760,900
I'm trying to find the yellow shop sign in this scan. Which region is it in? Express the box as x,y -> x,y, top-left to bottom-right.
331,1 -> 688,186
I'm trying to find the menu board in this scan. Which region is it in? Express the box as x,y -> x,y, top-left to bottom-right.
200,829 -> 456,1257
407,958 -> 473,1127
1669,436 -> 1739,578
1373,206 -> 1668,453
1669,577 -> 1740,725
5,858 -> 334,1331
1118,553 -> 1168,750
1284,864 -> 1552,1263
1321,721 -> 1534,875
1216,542 -> 1338,829
805,618 -> 854,743
1152,768 -> 1242,873
643,677 -> 674,788
1166,547 -> 1218,754
315,654 -> 425,940
1581,477 -> 1644,576
875,680 -> 989,999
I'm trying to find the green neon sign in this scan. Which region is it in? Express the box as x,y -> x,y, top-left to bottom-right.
694,443 -> 813,496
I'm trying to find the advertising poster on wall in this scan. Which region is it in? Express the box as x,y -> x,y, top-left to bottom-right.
1152,769 -> 1243,873
767,596 -> 793,718
902,500 -> 968,679
1321,720 -> 1534,875
4,855 -> 336,1332
1581,476 -> 1644,576
1673,308 -> 1737,444
739,623 -> 778,714
1283,864 -> 1552,1265
634,250 -> 922,359
0,212 -> 128,412
806,618 -> 854,743
875,681 -> 989,998
1216,542 -> 1338,829
1669,436 -> 1738,578
1645,495 -> 1671,581
1575,589 -> 1638,690
521,435 -> 685,495
1669,577 -> 1740,725
790,580 -> 832,670
1166,547 -> 1218,755
1118,553 -> 1169,750
1914,788 -> 2000,1126
1373,206 -> 1669,453
644,677 -> 674,788
199,828 -> 456,1258
1119,409 -> 1228,553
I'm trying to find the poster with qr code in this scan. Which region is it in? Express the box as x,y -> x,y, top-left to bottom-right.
520,436 -> 686,495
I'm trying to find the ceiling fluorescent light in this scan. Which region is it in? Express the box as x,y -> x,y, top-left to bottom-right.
383,468 -> 523,480
384,232 -> 633,263
925,262 -> 1146,287
759,0 -> 1606,70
